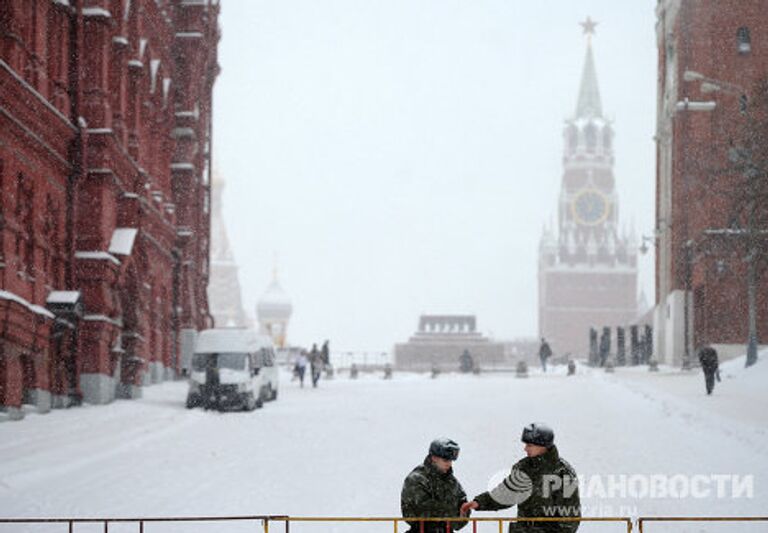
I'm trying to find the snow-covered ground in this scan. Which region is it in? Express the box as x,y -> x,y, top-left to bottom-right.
1,357 -> 766,533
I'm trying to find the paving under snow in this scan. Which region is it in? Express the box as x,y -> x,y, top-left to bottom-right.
1,355 -> 767,533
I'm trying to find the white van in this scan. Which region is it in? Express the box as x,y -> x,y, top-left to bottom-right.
186,328 -> 279,411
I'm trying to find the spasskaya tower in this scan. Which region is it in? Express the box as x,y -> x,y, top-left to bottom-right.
538,18 -> 638,357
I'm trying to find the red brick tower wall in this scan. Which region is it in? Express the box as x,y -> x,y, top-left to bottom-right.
657,0 -> 768,352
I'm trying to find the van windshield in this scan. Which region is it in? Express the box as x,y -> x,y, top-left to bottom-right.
191,354 -> 212,372
192,353 -> 248,371
216,353 -> 247,371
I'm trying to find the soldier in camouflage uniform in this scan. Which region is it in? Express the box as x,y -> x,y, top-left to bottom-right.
461,424 -> 580,533
401,438 -> 470,533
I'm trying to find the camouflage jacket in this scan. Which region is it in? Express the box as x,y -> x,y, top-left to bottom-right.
401,456 -> 469,532
473,446 -> 580,533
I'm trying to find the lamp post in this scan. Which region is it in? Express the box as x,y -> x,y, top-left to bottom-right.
683,70 -> 758,367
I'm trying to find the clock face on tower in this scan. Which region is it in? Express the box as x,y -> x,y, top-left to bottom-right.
572,189 -> 609,226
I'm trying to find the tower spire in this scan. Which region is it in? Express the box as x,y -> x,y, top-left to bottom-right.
272,251 -> 279,282
575,17 -> 602,119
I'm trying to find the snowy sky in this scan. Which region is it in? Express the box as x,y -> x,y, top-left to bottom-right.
212,0 -> 657,353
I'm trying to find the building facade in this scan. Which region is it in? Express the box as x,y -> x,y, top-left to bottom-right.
0,0 -> 219,419
655,0 -> 768,365
394,315 -> 505,371
538,22 -> 638,358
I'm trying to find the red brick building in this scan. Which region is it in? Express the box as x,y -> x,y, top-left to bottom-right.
538,23 -> 639,358
654,0 -> 768,365
0,0 -> 218,419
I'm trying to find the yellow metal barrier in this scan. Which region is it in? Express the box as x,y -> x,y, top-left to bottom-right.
637,516 -> 768,532
0,514 -> 632,532
278,516 -> 633,533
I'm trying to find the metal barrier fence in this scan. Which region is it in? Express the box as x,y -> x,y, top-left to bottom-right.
636,516 -> 768,532
0,515 -> 632,533
6,514 -> 768,532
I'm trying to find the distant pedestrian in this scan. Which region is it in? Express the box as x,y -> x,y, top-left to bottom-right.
294,351 -> 308,387
322,340 -> 330,365
697,345 -> 720,395
459,349 -> 474,373
310,344 -> 323,388
598,329 -> 610,367
539,338 -> 552,373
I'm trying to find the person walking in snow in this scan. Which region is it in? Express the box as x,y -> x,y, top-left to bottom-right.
538,338 -> 552,373
309,343 -> 323,388
697,345 -> 720,395
461,423 -> 581,533
321,340 -> 330,365
401,438 -> 470,533
294,350 -> 308,387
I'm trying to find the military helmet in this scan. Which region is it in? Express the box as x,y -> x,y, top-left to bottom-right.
429,438 -> 460,461
521,423 -> 555,448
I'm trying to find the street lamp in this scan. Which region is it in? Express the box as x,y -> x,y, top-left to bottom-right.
685,71 -> 758,367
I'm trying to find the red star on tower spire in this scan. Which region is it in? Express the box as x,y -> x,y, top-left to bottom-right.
580,16 -> 598,41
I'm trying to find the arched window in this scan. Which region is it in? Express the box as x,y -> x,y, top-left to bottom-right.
737,27 -> 751,54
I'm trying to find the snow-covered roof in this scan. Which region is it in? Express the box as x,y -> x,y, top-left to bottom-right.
0,290 -> 55,319
108,228 -> 138,256
46,291 -> 82,305
195,328 -> 272,354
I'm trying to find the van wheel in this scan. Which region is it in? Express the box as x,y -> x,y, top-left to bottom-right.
244,393 -> 257,411
255,395 -> 264,409
270,387 -> 278,401
186,395 -> 199,409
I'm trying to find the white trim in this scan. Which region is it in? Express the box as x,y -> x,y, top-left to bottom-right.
122,192 -> 139,199
175,109 -> 199,120
83,314 -> 122,327
87,128 -> 113,135
150,59 -> 160,93
175,32 -> 204,39
112,36 -> 129,46
109,228 -> 138,256
171,127 -> 195,139
0,60 -> 76,131
0,107 -> 71,168
47,290 -> 82,305
88,167 -> 114,175
171,162 -> 195,170
82,7 -> 111,18
0,290 -> 55,319
128,59 -> 144,69
75,251 -> 121,266
162,78 -> 172,106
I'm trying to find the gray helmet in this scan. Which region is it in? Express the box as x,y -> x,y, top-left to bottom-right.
521,423 -> 554,448
429,438 -> 460,461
